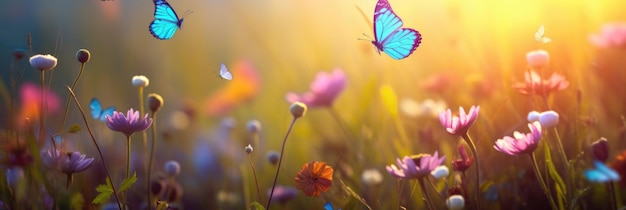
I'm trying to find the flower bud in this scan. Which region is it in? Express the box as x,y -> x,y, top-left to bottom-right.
29,54 -> 57,71
526,49 -> 550,69
289,102 -> 307,118
446,195 -> 465,210
245,144 -> 253,154
267,151 -> 280,165
527,111 -> 540,122
76,49 -> 91,63
132,75 -> 150,87
164,160 -> 181,177
147,93 -> 164,113
591,137 -> 609,162
538,110 -> 559,128
13,49 -> 26,60
430,165 -> 450,179
246,119 -> 262,133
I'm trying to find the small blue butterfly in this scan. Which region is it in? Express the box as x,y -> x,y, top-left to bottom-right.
90,98 -> 115,121
219,63 -> 233,80
370,0 -> 421,60
324,202 -> 341,210
584,160 -> 620,183
149,0 -> 184,40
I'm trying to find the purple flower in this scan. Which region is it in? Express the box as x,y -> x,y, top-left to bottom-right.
286,68 -> 346,108
493,122 -> 543,156
267,185 -> 297,205
106,108 -> 153,137
439,106 -> 480,136
41,149 -> 94,174
386,151 -> 446,179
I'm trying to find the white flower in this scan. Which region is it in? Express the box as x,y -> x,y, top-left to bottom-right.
29,54 -> 58,71
430,165 -> 450,179
527,110 -> 559,128
131,75 -> 150,87
361,168 -> 383,185
446,195 -> 465,210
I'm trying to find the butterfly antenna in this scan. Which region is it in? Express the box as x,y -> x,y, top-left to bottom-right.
183,10 -> 194,17
358,33 -> 373,41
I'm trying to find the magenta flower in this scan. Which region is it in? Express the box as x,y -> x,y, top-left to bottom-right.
285,68 -> 346,108
589,22 -> 626,48
42,149 -> 94,174
386,151 -> 446,179
106,108 -> 153,137
439,106 -> 480,136
512,70 -> 569,98
494,122 -> 543,156
451,145 -> 473,172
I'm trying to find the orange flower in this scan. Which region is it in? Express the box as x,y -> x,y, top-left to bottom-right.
294,161 -> 333,196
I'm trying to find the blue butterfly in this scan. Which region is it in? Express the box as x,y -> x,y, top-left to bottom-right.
584,160 -> 620,183
149,0 -> 184,40
370,0 -> 421,60
324,202 -> 341,210
90,98 -> 116,121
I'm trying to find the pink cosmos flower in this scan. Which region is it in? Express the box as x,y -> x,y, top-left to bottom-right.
386,151 -> 446,179
493,122 -> 543,156
589,22 -> 626,48
106,108 -> 153,137
439,106 -> 480,136
286,68 -> 346,108
512,70 -> 569,98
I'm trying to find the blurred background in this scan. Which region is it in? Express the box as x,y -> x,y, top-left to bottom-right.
2,0 -> 626,209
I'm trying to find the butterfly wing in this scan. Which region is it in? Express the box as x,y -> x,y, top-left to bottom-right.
584,169 -> 608,182
100,106 -> 116,121
90,98 -> 103,120
324,202 -> 334,210
372,0 -> 421,60
219,63 -> 233,80
595,161 -> 620,181
149,0 -> 183,40
534,25 -> 545,41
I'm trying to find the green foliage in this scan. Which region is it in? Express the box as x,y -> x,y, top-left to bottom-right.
71,192 -> 84,210
249,202 -> 266,210
120,172 -> 137,192
92,177 -> 113,205
68,124 -> 82,133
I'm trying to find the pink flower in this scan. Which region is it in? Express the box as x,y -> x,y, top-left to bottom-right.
17,82 -> 60,124
386,151 -> 446,179
512,70 -> 569,98
106,108 -> 153,137
451,145 -> 473,172
526,50 -> 550,69
439,106 -> 480,136
286,68 -> 346,108
493,122 -> 542,156
589,22 -> 626,48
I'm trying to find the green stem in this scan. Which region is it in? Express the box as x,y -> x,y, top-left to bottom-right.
417,178 -> 433,210
248,154 -> 263,204
461,133 -> 481,210
147,113 -> 158,208
266,117 -> 298,210
530,152 -> 558,210
65,86 -> 122,210
60,62 -> 86,133
126,135 -> 131,181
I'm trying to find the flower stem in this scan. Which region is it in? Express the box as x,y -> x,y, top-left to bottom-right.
60,62 -> 86,133
248,153 -> 263,204
608,181 -> 617,210
417,178 -> 433,210
40,70 -> 46,146
65,86 -> 122,210
266,117 -> 297,209
530,152 -> 558,210
461,133 -> 481,210
126,135 -> 131,181
147,112 -> 158,208
66,173 -> 73,189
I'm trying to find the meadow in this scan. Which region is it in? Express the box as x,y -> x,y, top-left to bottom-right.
1,0 -> 626,209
